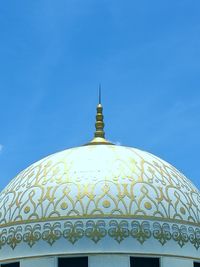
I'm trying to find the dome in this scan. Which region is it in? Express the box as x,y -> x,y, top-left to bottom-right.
0,100 -> 199,263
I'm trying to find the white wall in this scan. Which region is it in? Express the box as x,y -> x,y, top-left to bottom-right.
89,255 -> 130,267
18,255 -> 196,267
20,255 -> 130,267
20,257 -> 56,267
162,257 -> 193,267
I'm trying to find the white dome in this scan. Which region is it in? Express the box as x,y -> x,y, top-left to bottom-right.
0,144 -> 199,261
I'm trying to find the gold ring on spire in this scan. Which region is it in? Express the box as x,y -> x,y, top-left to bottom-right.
85,86 -> 113,145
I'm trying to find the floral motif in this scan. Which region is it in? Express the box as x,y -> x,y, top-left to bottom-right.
23,224 -> 41,247
188,227 -> 200,250
6,226 -> 23,249
0,146 -> 199,229
85,220 -> 107,243
42,222 -> 62,245
0,228 -> 7,249
131,221 -> 151,244
0,219 -> 199,250
108,220 -> 129,243
63,221 -> 84,244
0,146 -> 199,256
153,222 -> 171,245
172,224 -> 189,248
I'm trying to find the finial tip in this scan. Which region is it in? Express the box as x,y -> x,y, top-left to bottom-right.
98,84 -> 101,105
85,85 -> 114,145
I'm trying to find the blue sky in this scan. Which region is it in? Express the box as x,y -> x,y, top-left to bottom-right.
0,1 -> 200,190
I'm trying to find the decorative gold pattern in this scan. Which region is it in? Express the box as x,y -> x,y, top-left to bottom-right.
0,146 -> 199,227
0,219 -> 199,250
87,94 -> 113,145
103,200 -> 111,208
144,202 -> 152,210
0,145 -> 199,252
61,202 -> 68,210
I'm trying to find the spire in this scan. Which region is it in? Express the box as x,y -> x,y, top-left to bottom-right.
85,86 -> 113,145
99,84 -> 101,104
94,85 -> 105,138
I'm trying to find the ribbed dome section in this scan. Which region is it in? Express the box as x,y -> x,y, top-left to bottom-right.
0,144 -> 199,260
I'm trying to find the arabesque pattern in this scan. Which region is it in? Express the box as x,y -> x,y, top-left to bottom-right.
0,219 -> 199,250
0,145 -> 199,251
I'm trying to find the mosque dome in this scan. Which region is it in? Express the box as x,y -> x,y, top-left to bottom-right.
0,97 -> 199,264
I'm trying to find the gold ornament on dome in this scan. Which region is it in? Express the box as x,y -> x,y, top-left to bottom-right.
0,145 -> 199,227
0,219 -> 199,250
0,94 -> 199,252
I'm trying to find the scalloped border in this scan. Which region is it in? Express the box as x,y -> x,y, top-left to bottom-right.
0,219 -> 199,251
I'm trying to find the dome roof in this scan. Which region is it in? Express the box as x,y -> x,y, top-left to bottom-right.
0,144 -> 200,260
0,98 -> 199,261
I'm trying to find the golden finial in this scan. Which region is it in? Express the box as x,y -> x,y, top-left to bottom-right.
94,85 -> 105,138
86,85 -> 113,145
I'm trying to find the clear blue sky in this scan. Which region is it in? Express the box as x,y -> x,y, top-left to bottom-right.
0,1 -> 200,190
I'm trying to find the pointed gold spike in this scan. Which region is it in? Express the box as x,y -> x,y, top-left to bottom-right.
95,85 -> 105,138
99,84 -> 101,104
85,86 -> 113,145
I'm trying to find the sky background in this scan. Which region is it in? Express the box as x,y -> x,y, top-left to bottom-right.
0,0 -> 200,190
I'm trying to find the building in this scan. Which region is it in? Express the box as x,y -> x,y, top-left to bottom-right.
0,99 -> 199,267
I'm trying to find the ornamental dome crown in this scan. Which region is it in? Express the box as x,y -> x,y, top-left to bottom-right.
0,93 -> 199,261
